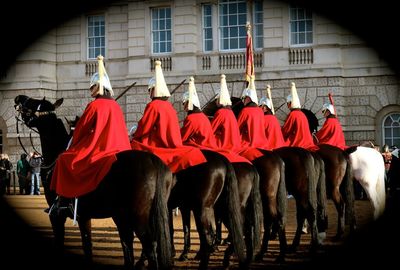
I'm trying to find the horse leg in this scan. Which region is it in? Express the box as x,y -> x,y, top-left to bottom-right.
178,207 -> 191,261
193,207 -> 215,270
331,186 -> 345,240
254,206 -> 272,262
113,216 -> 135,270
49,213 -> 67,255
168,208 -> 176,258
77,218 -> 93,265
290,203 -> 305,252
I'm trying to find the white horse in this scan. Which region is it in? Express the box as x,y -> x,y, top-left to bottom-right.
348,146 -> 386,219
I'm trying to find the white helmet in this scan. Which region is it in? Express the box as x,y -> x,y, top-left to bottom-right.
148,77 -> 156,90
322,103 -> 335,115
241,75 -> 258,104
151,60 -> 171,97
259,96 -> 272,110
89,55 -> 114,97
182,77 -> 201,110
286,82 -> 301,109
216,74 -> 232,106
90,72 -> 113,92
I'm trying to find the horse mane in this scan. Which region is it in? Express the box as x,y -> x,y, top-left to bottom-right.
359,141 -> 375,148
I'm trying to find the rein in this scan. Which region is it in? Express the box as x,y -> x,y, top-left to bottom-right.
15,115 -> 30,156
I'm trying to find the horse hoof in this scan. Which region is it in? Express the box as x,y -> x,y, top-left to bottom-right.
275,255 -> 285,264
254,253 -> 263,262
178,254 -> 188,261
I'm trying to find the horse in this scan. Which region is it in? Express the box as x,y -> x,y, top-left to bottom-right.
302,108 -> 356,238
203,97 -> 288,263
14,95 -> 173,270
273,146 -> 327,253
345,145 -> 386,219
213,160 -> 263,267
167,149 -> 247,270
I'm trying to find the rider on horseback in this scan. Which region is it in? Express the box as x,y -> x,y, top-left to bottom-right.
180,77 -> 250,164
130,61 -> 207,173
282,82 -> 319,151
259,86 -> 286,150
49,55 -> 131,218
315,94 -> 347,150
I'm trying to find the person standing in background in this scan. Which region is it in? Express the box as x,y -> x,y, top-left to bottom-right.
17,153 -> 30,195
29,152 -> 42,195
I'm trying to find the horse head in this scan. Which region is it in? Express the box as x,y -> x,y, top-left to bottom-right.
14,95 -> 64,128
301,108 -> 319,134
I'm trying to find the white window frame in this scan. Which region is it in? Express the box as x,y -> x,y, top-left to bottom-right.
202,4 -> 213,52
289,6 -> 313,47
151,7 -> 172,54
382,113 -> 400,148
87,14 -> 106,59
253,0 -> 263,49
218,0 -> 248,52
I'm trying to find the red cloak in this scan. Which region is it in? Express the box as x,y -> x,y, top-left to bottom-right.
211,107 -> 263,161
131,99 -> 207,173
51,97 -> 131,198
181,111 -> 251,164
263,114 -> 287,149
315,116 -> 347,150
282,109 -> 319,151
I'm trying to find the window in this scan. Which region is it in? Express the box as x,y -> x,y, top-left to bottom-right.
203,4 -> 213,52
152,7 -> 172,54
219,0 -> 247,50
289,6 -> 313,46
253,0 -> 263,49
87,15 -> 105,59
383,113 -> 400,148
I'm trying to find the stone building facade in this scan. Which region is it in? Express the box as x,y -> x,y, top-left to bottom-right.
1,0 -> 400,166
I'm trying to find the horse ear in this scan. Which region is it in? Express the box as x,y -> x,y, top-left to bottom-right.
54,98 -> 64,109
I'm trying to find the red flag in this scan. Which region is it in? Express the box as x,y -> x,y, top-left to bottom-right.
328,92 -> 336,115
245,23 -> 254,84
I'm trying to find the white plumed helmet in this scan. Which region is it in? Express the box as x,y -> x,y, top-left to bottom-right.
182,76 -> 201,110
259,96 -> 272,110
322,103 -> 335,115
89,55 -> 114,97
151,60 -> 171,97
286,82 -> 301,109
241,75 -> 258,104
216,74 -> 232,106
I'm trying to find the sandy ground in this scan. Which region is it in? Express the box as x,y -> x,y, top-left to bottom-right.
1,194 -> 377,269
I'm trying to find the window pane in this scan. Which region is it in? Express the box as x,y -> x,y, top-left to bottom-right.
239,37 -> 246,48
229,14 -> 237,25
154,43 -> 159,53
167,31 -> 171,41
385,128 -> 392,137
393,138 -> 400,147
291,22 -> 297,32
206,28 -> 212,39
230,27 -> 238,38
223,38 -> 229,49
230,38 -> 238,49
238,14 -> 246,25
229,3 -> 237,14
385,117 -> 392,126
306,32 -> 313,43
394,127 -> 400,137
299,21 -> 305,32
306,21 -> 312,31
167,42 -> 171,52
206,40 -> 213,51
291,33 -> 298,45
238,2 -> 246,12
299,33 -> 305,44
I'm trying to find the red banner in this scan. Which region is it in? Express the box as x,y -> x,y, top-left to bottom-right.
245,26 -> 254,83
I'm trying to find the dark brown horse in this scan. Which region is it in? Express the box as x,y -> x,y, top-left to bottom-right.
14,95 -> 173,270
273,146 -> 327,253
302,108 -> 356,238
214,160 -> 263,268
167,150 -> 246,270
204,98 -> 287,263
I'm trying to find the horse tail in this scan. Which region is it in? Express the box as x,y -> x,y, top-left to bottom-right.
221,157 -> 246,264
375,156 -> 386,218
276,159 -> 287,229
311,153 -> 328,232
343,156 -> 355,227
247,165 -> 263,256
150,155 -> 173,269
